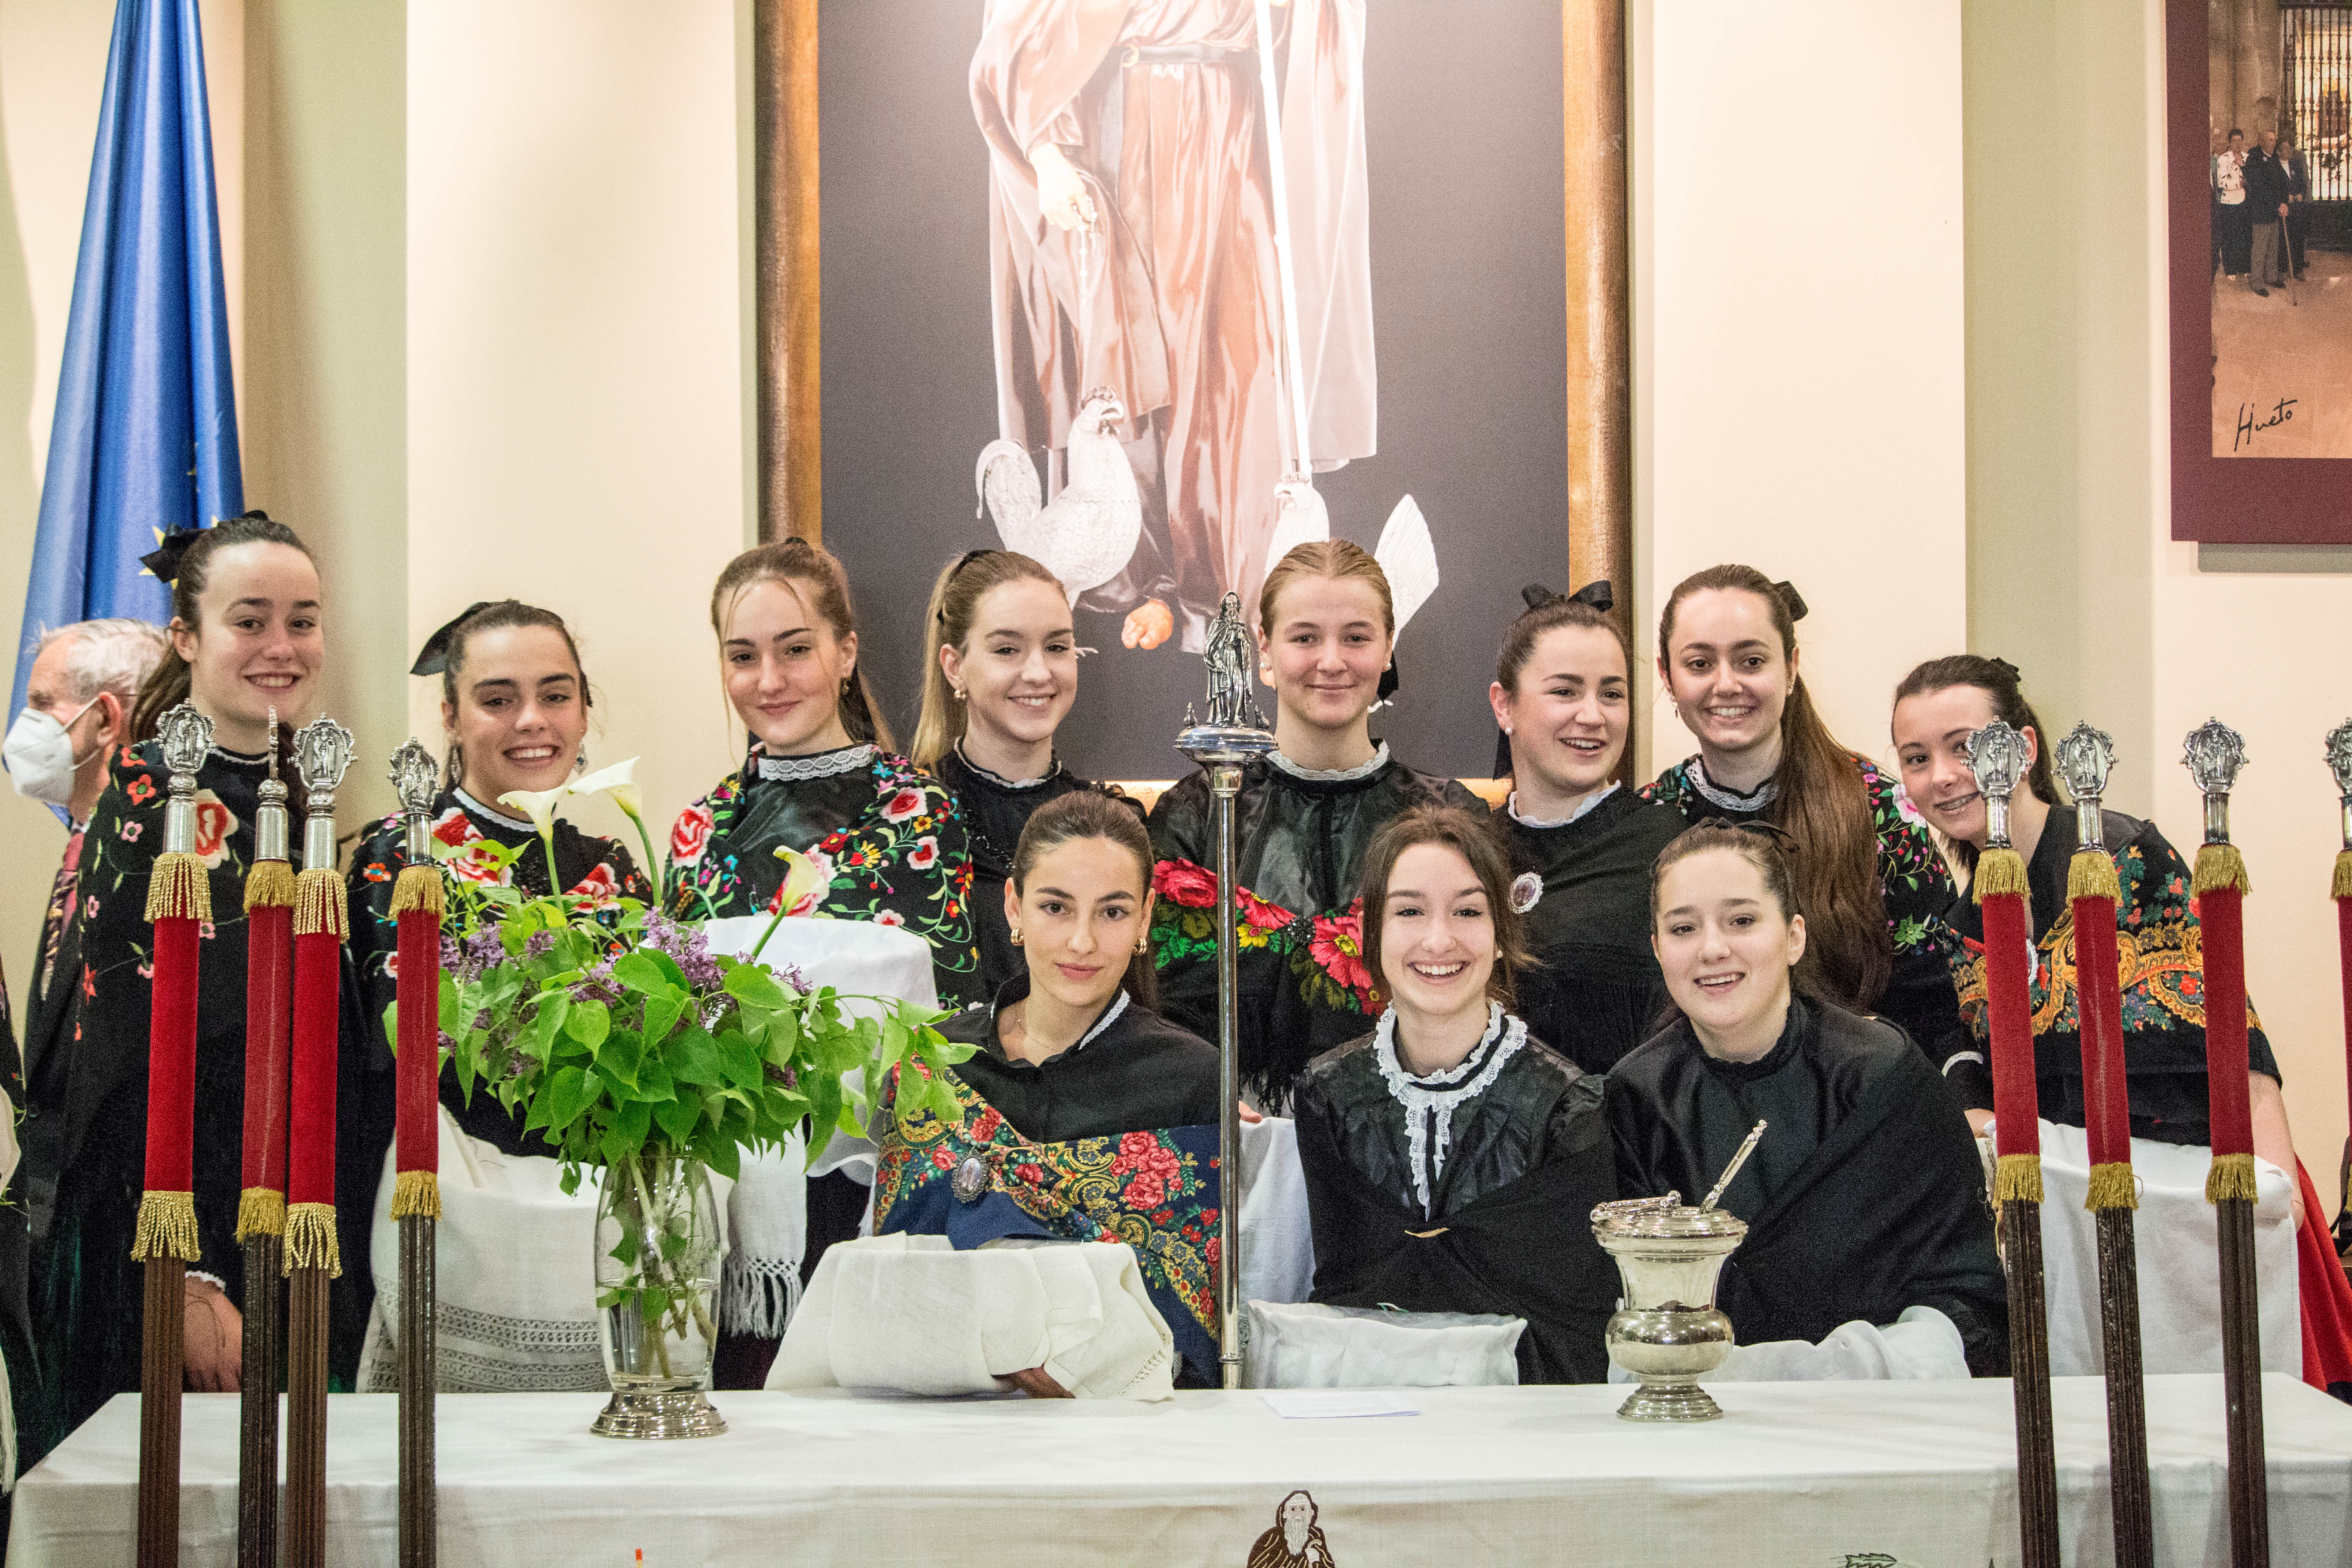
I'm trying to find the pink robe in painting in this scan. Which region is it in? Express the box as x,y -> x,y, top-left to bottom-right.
972,0 -> 1374,644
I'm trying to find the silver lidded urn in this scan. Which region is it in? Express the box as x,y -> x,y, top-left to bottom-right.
1591,1194 -> 1747,1421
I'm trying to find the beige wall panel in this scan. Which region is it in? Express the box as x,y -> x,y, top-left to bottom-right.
1635,0 -> 1968,783
406,0 -> 747,857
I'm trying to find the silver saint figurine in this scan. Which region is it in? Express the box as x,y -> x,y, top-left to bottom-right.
1967,720 -> 2028,850
292,715 -> 355,870
389,739 -> 439,864
2182,717 -> 2247,847
1174,590 -> 1274,1390
2326,719 -> 2352,852
2056,721 -> 2116,855
155,704 -> 215,857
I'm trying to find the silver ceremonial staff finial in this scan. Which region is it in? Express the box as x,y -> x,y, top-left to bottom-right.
257,707 -> 290,864
155,704 -> 215,858
1174,590 -> 1275,1392
389,739 -> 438,864
1967,720 -> 2029,851
2182,717 -> 2248,848
2056,721 -> 2116,855
292,714 -> 355,871
2325,720 -> 2352,853
1699,1121 -> 1767,1214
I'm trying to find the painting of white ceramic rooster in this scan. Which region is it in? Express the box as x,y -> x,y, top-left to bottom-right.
973,388 -> 1143,607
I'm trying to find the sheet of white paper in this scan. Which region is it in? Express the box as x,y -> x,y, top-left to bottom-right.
1258,1390 -> 1420,1419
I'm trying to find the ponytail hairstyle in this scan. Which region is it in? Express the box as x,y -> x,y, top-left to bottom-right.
1656,564 -> 1884,1013
1649,820 -> 1822,1002
1257,539 -> 1396,643
1354,805 -> 1532,1013
911,548 -> 1066,770
129,511 -> 315,744
1890,654 -> 2058,873
1008,790 -> 1160,1011
413,600 -> 592,792
1494,582 -> 1629,695
708,537 -> 895,753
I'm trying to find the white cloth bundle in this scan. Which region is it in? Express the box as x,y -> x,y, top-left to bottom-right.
701,914 -> 936,1331
1707,1305 -> 1972,1382
2002,1118 -> 2302,1377
1244,1301 -> 1523,1388
768,1234 -> 1176,1400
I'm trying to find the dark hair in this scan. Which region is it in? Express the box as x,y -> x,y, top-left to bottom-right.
129,512 -> 316,744
2228,127 -> 2244,140
1649,821 -> 1821,1001
912,549 -> 1066,769
1008,790 -> 1159,1010
434,601 -> 591,791
1890,654 -> 2057,871
1495,588 -> 1630,694
709,538 -> 893,752
1355,805 -> 1531,1012
1657,563 -> 1885,1014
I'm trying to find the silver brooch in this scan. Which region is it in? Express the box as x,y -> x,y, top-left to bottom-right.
952,1155 -> 989,1204
1510,872 -> 1543,914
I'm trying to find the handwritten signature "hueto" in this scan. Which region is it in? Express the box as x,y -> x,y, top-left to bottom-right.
2234,396 -> 2298,452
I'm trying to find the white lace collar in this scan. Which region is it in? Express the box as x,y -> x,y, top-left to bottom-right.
1372,1003 -> 1525,1218
454,787 -> 535,832
1686,756 -> 1777,813
1506,781 -> 1619,829
1269,741 -> 1389,783
955,743 -> 1060,790
755,744 -> 874,782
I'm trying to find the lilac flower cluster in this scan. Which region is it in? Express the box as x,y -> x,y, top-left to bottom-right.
440,927 -> 507,984
640,912 -> 723,993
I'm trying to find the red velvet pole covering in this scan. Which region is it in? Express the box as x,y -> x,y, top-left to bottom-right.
285,921 -> 343,1250
141,914 -> 203,1210
239,899 -> 294,1216
393,905 -> 442,1184
2074,894 -> 2133,1170
2197,878 -> 2256,1166
1979,882 -> 2042,1179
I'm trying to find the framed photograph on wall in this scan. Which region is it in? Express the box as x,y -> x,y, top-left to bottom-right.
814,0 -> 1586,780
2169,0 -> 2352,542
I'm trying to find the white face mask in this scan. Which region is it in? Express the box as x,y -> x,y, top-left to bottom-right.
4,697 -> 101,809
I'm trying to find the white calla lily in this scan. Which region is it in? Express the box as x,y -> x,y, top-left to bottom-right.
570,757 -> 661,882
496,785 -> 567,838
751,844 -> 833,959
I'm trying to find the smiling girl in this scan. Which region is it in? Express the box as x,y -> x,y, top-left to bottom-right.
665,539 -> 975,1004
911,548 -> 1142,998
1289,806 -> 1619,1383
1488,585 -> 1687,1073
347,601 -> 654,1154
1645,565 -> 1960,1058
1606,823 -> 2006,1373
1146,541 -> 1479,1109
29,514 -> 388,1442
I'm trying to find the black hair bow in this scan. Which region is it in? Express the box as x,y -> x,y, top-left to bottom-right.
1494,580 -> 1620,776
138,527 -> 205,585
1772,580 -> 1808,621
410,601 -> 494,676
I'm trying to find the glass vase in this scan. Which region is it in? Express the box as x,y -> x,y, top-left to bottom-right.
589,1152 -> 726,1438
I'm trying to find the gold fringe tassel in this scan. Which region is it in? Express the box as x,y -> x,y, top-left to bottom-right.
293,866 -> 349,940
130,1190 -> 202,1262
281,1202 -> 343,1278
243,857 -> 296,912
2192,842 -> 2251,898
390,1169 -> 441,1220
235,1186 -> 286,1241
143,852 -> 212,923
2333,848 -> 2352,902
2085,1161 -> 2139,1211
2206,1151 -> 2258,1204
2067,848 -> 2121,904
388,863 -> 446,919
1972,845 -> 2031,906
1993,1152 -> 2045,1207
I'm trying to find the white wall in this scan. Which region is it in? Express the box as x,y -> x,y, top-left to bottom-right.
1633,0 -> 1968,777
404,0 -> 748,854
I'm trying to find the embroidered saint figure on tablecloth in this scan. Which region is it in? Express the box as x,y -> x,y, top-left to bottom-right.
1245,1489 -> 1336,1568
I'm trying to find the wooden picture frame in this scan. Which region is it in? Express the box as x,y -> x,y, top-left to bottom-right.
2168,0 -> 2352,543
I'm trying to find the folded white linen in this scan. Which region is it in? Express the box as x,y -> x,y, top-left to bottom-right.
768,1234 -> 1175,1400
1243,1300 -> 1523,1388
1708,1305 -> 1972,1382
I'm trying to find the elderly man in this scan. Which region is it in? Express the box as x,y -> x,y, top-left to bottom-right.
2245,129 -> 2291,296
3,618 -> 163,1471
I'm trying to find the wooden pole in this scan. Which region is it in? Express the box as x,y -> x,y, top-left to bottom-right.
398,1213 -> 438,1567
2216,1195 -> 2270,1566
237,1234 -> 282,1568
2095,1207 -> 2156,1568
139,1257 -> 187,1568
2000,1200 -> 2063,1568
284,1265 -> 331,1568
754,0 -> 822,543
1561,0 -> 1632,779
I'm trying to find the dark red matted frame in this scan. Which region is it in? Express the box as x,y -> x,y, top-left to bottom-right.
2168,0 -> 2352,542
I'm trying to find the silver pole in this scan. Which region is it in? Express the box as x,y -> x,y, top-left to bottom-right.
1176,592 -> 1276,1391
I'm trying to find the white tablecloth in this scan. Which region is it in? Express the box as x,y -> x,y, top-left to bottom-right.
14,1376 -> 2351,1566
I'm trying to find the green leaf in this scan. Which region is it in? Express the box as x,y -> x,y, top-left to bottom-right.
544,1064 -> 601,1128
625,1060 -> 675,1104
640,993 -> 683,1051
654,1092 -> 704,1146
613,949 -> 687,998
666,1026 -> 729,1087
567,998 -> 611,1051
717,1034 -> 766,1093
723,963 -> 789,1010
703,1137 -> 741,1182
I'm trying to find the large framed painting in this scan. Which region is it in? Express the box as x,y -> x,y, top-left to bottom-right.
2170,0 -> 2352,541
811,0 -> 1602,779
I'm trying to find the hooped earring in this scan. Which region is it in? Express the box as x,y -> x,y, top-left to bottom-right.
1133,935 -> 1149,954
1010,927 -> 1023,946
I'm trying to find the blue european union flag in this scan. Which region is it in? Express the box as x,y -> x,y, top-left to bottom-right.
10,0 -> 242,719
